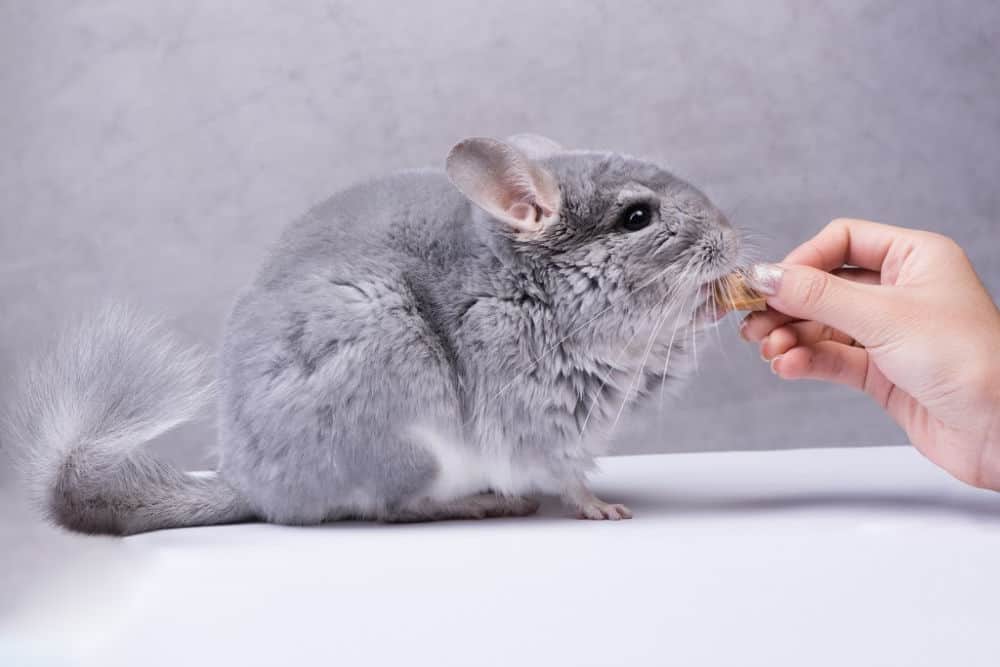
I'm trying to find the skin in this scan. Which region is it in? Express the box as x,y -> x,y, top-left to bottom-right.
741,218 -> 1000,491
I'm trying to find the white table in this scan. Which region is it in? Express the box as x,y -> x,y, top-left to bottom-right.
4,446 -> 999,666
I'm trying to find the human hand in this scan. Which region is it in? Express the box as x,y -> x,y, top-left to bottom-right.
741,218 -> 1000,490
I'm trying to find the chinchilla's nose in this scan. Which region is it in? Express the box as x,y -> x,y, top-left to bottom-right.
696,216 -> 740,272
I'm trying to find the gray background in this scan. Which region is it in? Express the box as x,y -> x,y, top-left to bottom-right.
1,0 -> 998,498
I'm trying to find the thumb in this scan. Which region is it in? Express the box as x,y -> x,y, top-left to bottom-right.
751,263 -> 894,348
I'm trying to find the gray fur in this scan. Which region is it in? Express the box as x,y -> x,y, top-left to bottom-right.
7,137 -> 743,535
7,305 -> 254,534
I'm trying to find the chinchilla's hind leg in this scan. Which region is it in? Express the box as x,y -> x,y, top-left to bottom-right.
220,273 -> 470,525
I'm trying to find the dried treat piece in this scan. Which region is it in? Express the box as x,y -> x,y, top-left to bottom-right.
713,273 -> 767,312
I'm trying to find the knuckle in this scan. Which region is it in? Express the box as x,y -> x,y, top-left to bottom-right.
802,349 -> 816,373
828,347 -> 846,378
829,216 -> 877,227
921,231 -> 964,257
793,270 -> 830,310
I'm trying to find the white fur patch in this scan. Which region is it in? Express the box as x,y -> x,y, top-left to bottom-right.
410,426 -> 558,501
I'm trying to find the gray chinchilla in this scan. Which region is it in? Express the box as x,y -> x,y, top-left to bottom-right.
8,135 -> 746,534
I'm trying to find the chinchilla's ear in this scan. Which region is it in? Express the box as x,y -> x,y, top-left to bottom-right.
446,137 -> 561,235
505,133 -> 563,160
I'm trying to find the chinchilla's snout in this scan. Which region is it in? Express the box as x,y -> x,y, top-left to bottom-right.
690,212 -> 741,280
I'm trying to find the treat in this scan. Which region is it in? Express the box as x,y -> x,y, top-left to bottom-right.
713,273 -> 767,312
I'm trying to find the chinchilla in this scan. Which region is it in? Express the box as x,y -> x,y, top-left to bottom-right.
7,134 -> 747,534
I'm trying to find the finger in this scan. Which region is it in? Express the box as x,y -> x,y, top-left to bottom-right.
781,218 -> 925,273
770,341 -> 869,391
739,308 -> 800,343
752,264 -> 896,348
832,267 -> 881,286
740,268 -> 880,342
759,323 -> 798,360
760,321 -> 855,360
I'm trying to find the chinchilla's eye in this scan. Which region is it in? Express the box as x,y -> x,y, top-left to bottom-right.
619,202 -> 654,232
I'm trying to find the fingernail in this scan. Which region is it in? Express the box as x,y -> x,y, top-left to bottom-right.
751,263 -> 783,296
738,316 -> 751,340
759,336 -> 770,361
769,354 -> 783,375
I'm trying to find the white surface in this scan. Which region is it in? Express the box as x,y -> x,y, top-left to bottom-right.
4,446 -> 1000,667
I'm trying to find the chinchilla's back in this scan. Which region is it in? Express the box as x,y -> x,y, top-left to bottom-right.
253,169 -> 479,291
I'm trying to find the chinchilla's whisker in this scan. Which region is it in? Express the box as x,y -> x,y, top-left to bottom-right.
738,245 -> 763,265
708,279 -> 724,356
738,235 -> 766,248
721,280 -> 741,338
659,290 -> 687,412
657,258 -> 701,413
711,285 -> 738,367
725,288 -> 740,336
690,312 -> 699,373
607,286 -> 677,437
580,282 -> 683,439
722,271 -> 735,313
578,311 -> 649,439
477,261 -> 680,415
736,231 -> 772,243
678,259 -> 703,377
598,252 -> 702,436
734,223 -> 775,242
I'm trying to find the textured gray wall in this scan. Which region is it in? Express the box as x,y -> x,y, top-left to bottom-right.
2,0 -> 999,480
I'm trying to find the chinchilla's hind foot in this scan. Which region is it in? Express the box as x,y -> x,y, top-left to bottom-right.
380,493 -> 540,523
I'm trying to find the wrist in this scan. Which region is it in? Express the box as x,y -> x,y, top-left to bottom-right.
977,356 -> 1000,491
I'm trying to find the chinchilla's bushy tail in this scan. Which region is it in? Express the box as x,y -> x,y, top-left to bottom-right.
5,305 -> 255,536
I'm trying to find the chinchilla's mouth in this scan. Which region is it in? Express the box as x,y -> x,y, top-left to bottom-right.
694,266 -> 763,324
693,285 -> 728,325
717,268 -> 767,311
